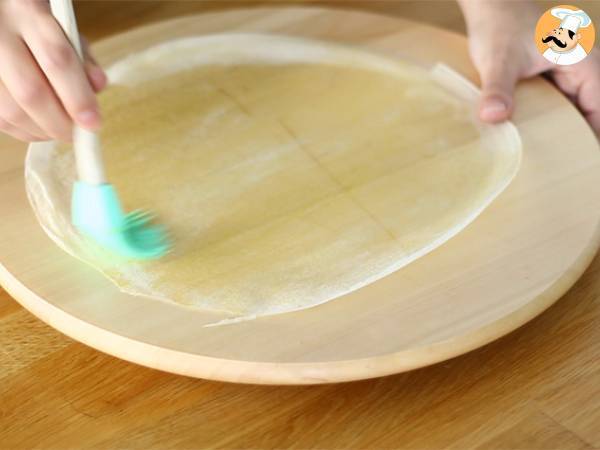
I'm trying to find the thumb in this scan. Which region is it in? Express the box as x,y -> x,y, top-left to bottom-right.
81,37 -> 108,93
478,61 -> 520,123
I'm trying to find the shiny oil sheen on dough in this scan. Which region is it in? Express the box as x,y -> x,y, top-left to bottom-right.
25,34 -> 521,325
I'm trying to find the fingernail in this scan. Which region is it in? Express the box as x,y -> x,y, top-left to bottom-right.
480,99 -> 508,122
77,108 -> 101,129
90,66 -> 108,89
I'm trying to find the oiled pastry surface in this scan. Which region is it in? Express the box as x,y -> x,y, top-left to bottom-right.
25,34 -> 521,323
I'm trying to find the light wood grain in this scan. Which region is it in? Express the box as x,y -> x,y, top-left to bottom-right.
1,1 -> 599,448
2,5 -> 600,384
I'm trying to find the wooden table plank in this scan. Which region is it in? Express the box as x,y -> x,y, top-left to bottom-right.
1,1 -> 599,448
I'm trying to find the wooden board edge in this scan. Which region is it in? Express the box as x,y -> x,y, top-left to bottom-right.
2,218 -> 598,385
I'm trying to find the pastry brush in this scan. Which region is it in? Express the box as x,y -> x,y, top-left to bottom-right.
49,0 -> 170,259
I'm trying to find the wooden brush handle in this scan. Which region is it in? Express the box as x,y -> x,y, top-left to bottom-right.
49,0 -> 107,185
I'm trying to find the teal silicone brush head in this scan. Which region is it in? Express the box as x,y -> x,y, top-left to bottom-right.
72,181 -> 171,260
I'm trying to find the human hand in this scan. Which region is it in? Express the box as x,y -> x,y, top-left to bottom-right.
0,0 -> 107,143
458,0 -> 600,136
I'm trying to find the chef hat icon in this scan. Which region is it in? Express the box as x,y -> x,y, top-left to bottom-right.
551,8 -> 592,33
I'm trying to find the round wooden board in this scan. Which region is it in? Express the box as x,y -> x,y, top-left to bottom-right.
1,7 -> 600,385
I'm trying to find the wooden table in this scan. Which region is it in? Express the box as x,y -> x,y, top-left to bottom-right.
1,1 -> 599,448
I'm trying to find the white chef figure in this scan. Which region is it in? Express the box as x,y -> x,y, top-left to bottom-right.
542,8 -> 592,65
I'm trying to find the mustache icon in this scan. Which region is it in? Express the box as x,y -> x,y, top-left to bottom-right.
542,35 -> 568,48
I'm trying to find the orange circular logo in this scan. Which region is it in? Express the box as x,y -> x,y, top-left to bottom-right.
535,5 -> 595,66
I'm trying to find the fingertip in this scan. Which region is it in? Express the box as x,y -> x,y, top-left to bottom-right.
479,97 -> 511,123
76,108 -> 102,130
86,64 -> 108,92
